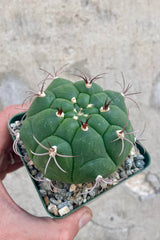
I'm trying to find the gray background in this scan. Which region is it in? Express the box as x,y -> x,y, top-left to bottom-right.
1,1 -> 160,239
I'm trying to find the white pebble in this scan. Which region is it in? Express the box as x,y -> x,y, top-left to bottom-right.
27,160 -> 34,166
69,184 -> 76,192
59,206 -> 70,216
15,121 -> 21,127
48,204 -> 59,216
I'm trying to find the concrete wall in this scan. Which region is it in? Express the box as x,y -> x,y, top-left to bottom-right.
1,1 -> 160,239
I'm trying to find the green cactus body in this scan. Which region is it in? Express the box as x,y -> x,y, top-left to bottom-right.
20,78 -> 134,184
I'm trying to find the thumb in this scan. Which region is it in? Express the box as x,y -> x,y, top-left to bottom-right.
55,206 -> 93,240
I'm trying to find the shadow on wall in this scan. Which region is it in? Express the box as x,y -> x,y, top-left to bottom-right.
0,72 -> 30,110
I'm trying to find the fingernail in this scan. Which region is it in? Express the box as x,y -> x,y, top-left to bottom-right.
79,211 -> 92,229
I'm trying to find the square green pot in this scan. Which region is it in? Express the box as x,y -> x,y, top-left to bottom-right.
8,112 -> 151,218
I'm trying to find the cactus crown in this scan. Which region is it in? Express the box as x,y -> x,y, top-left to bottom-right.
20,72 -> 135,184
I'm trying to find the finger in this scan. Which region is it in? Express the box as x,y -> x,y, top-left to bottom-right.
1,103 -> 30,125
0,144 -> 23,180
3,103 -> 30,120
4,161 -> 23,174
12,206 -> 92,240
0,162 -> 23,180
54,206 -> 93,239
7,149 -> 23,171
0,150 -> 23,179
0,178 -> 92,240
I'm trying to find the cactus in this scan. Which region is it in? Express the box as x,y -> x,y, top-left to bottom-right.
20,73 -> 135,184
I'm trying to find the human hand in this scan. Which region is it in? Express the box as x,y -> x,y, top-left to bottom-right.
0,180 -> 92,240
0,104 -> 92,240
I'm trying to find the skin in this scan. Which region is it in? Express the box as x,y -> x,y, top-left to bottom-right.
0,105 -> 92,240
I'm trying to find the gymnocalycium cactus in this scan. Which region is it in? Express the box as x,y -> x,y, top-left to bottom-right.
20,70 -> 135,184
